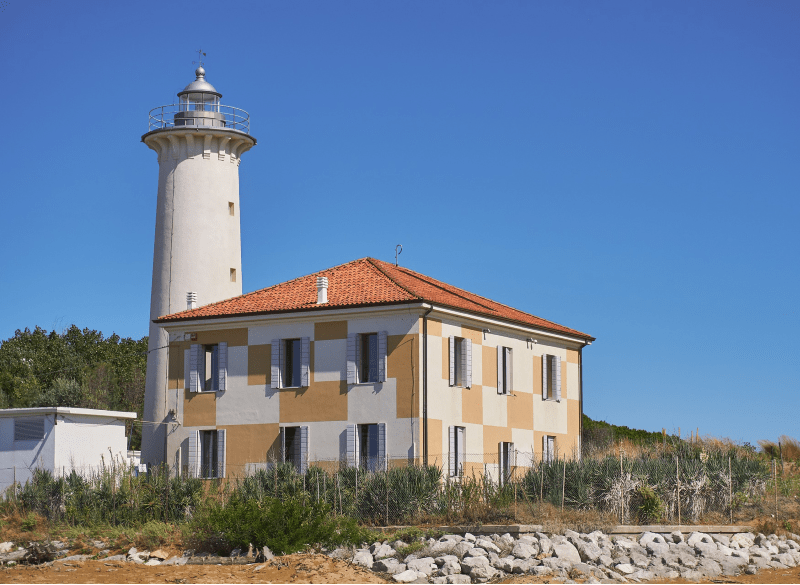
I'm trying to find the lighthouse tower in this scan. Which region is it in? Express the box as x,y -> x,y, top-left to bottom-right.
141,66 -> 256,467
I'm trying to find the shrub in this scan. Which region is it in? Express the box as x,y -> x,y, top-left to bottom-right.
188,496 -> 369,555
635,485 -> 664,523
136,521 -> 174,550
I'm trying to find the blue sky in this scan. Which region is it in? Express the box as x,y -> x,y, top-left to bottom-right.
1,1 -> 797,445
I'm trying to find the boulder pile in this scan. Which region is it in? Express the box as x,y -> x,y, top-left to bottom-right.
336,530 -> 800,583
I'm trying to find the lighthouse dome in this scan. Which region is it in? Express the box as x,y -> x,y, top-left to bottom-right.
178,66 -> 221,98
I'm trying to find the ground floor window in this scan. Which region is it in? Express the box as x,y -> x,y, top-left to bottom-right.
449,426 -> 465,477
543,435 -> 556,463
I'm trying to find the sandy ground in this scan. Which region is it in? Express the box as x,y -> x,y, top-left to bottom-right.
1,555 -> 799,585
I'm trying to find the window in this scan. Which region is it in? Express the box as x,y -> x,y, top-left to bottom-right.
360,333 -> 378,383
347,332 -> 387,384
271,337 -> 310,388
543,435 -> 556,463
228,201 -> 235,216
448,426 -> 466,477
541,354 -> 561,401
448,336 -> 472,388
497,346 -> 512,395
284,339 -> 302,387
189,429 -> 226,478
189,343 -> 228,393
14,417 -> 45,442
498,441 -> 515,484
230,268 -> 237,283
280,426 -> 309,473
346,423 -> 387,471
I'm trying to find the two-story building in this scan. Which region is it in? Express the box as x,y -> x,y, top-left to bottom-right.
154,257 -> 594,480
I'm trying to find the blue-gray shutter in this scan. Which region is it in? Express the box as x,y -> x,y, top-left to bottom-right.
279,427 -> 286,463
378,331 -> 388,382
555,355 -> 562,402
498,442 -> 504,482
217,342 -> 228,392
189,344 -> 202,393
271,339 -> 281,388
457,427 -> 465,475
449,337 -> 455,386
449,425 -> 456,477
509,442 -> 516,469
299,426 -> 309,474
497,345 -> 504,394
217,429 -> 226,478
377,422 -> 387,471
300,337 -> 310,387
464,338 -> 472,388
189,430 -> 200,477
542,354 -> 548,400
346,424 -> 357,468
346,333 -> 357,384
506,347 -> 513,393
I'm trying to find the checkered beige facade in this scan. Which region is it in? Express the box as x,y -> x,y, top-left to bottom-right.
161,306 -> 584,478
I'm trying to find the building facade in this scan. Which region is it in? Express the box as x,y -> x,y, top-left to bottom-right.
155,258 -> 594,480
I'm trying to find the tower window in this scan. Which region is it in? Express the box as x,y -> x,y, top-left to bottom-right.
230,268 -> 237,282
228,202 -> 235,216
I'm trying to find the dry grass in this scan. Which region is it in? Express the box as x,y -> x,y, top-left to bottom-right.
759,436 -> 800,461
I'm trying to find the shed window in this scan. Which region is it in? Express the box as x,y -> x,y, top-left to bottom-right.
15,417 -> 45,441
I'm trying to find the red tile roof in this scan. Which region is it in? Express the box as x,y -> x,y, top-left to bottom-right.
156,258 -> 594,341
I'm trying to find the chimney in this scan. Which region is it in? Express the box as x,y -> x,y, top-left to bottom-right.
186,291 -> 197,311
316,277 -> 329,304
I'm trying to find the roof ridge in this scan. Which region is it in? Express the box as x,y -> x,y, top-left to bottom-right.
365,258 -> 422,301
375,259 -> 577,333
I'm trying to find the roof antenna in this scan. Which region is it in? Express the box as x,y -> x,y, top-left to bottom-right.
395,244 -> 403,267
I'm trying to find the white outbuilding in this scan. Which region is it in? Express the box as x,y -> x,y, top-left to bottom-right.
0,407 -> 137,492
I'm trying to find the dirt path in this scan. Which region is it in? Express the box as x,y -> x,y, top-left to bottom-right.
1,555 -> 799,584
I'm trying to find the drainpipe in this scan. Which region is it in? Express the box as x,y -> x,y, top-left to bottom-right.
579,345 -> 584,460
422,305 -> 434,466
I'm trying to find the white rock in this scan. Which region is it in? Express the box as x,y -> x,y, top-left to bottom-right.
553,542 -> 581,564
353,550 -> 374,569
144,559 -> 161,566
407,557 -> 436,575
475,539 -> 499,553
614,563 -> 635,574
445,575 -> 471,584
393,569 -> 421,583
0,543 -> 14,554
463,533 -> 476,543
511,542 -> 537,560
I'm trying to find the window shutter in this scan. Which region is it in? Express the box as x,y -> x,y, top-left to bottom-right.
542,354 -> 548,400
346,333 -> 357,384
279,427 -> 286,463
497,345 -> 503,394
217,342 -> 228,392
189,344 -> 202,393
448,426 -> 456,477
377,422 -> 387,471
457,427 -> 465,475
448,336 -> 455,386
271,339 -> 281,388
509,442 -> 516,469
378,331 -> 388,382
300,337 -> 310,387
189,430 -> 200,477
506,347 -> 513,393
464,338 -> 472,389
498,442 -> 504,482
555,355 -> 562,402
217,429 -> 226,478
346,424 -> 357,468
211,345 -> 219,392
299,426 -> 309,474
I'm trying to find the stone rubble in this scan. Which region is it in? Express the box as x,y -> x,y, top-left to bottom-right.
333,530 -> 800,583
0,528 -> 798,584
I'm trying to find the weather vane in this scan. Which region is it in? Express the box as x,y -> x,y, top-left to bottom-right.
193,49 -> 206,68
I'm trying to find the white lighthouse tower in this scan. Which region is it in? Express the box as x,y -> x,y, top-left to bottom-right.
141,66 -> 256,467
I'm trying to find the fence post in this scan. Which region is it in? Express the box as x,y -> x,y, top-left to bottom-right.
728,457 -> 732,525
774,459 -> 778,522
676,456 -> 681,526
540,460 -> 544,503
386,475 -> 389,527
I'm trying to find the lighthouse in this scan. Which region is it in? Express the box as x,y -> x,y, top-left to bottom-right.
141,66 -> 256,467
